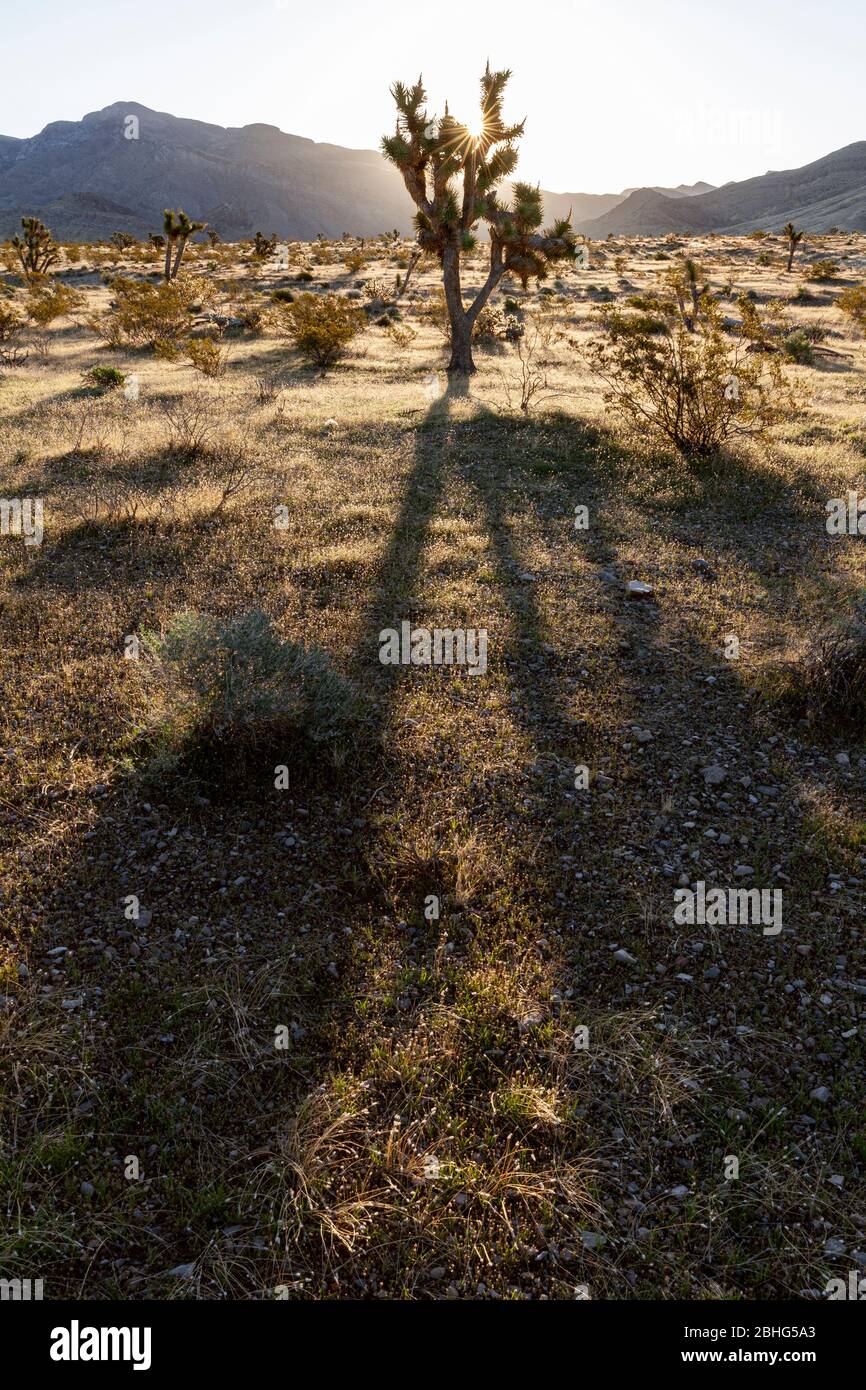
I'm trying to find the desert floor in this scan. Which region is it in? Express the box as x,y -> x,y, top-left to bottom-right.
2,230 -> 866,1299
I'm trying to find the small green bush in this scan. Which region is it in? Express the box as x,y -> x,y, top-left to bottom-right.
271,288 -> 295,303
83,365 -> 127,390
782,330 -> 814,364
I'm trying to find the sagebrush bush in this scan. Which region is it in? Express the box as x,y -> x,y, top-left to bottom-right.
278,293 -> 364,367
587,299 -> 791,457
141,609 -> 361,769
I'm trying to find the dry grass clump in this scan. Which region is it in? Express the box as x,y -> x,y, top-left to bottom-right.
759,616 -> 866,733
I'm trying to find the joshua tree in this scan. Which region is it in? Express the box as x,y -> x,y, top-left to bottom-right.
206,229 -> 221,249
382,65 -> 577,374
783,222 -> 804,273
162,209 -> 206,281
149,233 -> 166,251
251,231 -> 278,259
110,231 -> 137,252
666,257 -> 709,332
11,217 -> 60,281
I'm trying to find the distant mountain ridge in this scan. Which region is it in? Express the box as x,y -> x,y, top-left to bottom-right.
574,144 -> 866,236
0,102 -> 863,241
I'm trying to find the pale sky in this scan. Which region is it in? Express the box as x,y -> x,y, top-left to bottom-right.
3,0 -> 865,193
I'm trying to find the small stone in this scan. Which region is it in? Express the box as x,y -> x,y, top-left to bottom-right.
810,1085 -> 830,1103
613,948 -> 637,965
579,1231 -> 606,1250
703,764 -> 727,785
79,1181 -> 95,1198
734,864 -> 755,878
626,580 -> 653,598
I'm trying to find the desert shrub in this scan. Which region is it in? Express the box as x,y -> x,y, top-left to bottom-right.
837,284 -> 866,328
781,330 -> 814,365
195,432 -> 257,512
806,259 -> 839,282
295,270 -> 314,283
344,250 -> 367,273
27,283 -> 85,326
184,335 -> 228,377
0,304 -> 27,366
800,321 -> 828,343
70,474 -> 149,526
159,395 -> 218,459
271,288 -> 295,304
141,609 -> 361,769
83,364 -> 127,390
760,618 -> 866,734
382,319 -> 417,350
233,296 -> 264,334
90,277 -> 200,354
278,292 -> 364,367
587,299 -> 791,457
498,310 -> 563,415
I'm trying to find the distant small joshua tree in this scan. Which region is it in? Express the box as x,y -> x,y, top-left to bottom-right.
206,229 -> 221,249
382,64 -> 577,374
666,257 -> 709,332
783,222 -> 805,273
162,209 -> 206,281
252,231 -> 278,259
11,216 -> 59,281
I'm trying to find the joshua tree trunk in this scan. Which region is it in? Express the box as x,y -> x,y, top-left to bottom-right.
164,240 -> 173,282
171,237 -> 187,281
443,240 -> 474,374
786,244 -> 795,273
442,237 -> 506,374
